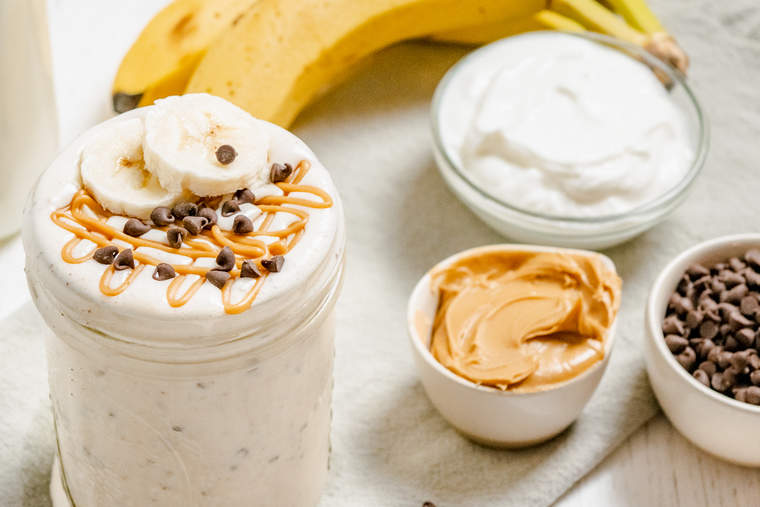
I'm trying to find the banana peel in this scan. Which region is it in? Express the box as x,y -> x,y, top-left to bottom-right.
113,0 -> 688,121
431,10 -> 585,46
185,0 -> 547,127
112,0 -> 258,112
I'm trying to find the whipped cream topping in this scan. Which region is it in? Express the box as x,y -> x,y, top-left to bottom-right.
23,100 -> 342,345
438,32 -> 695,217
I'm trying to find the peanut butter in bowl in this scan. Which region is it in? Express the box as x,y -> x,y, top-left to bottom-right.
429,249 -> 622,393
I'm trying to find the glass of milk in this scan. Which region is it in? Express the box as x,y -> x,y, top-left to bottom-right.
0,0 -> 58,238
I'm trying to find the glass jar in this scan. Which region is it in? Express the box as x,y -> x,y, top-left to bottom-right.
34,242 -> 343,506
24,109 -> 345,506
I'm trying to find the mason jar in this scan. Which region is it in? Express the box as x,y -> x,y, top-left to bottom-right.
23,109 -> 345,506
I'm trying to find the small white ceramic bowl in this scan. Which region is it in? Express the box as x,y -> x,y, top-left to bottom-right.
407,244 -> 619,447
646,234 -> 760,466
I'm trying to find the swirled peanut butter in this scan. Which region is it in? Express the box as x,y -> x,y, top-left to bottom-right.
430,249 -> 621,392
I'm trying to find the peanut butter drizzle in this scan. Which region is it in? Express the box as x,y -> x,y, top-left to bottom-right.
50,160 -> 333,314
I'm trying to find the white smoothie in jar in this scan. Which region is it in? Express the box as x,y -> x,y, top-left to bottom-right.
23,94 -> 345,506
438,32 -> 694,218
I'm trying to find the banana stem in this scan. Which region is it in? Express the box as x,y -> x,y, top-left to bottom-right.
549,0 -> 688,74
604,0 -> 664,34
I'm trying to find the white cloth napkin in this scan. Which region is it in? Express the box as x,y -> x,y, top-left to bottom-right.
4,0 -> 760,505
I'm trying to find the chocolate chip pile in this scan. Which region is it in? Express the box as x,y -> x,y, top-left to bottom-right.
663,249 -> 760,405
88,160 -> 294,290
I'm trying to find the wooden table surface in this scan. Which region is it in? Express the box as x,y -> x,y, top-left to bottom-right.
558,414 -> 760,506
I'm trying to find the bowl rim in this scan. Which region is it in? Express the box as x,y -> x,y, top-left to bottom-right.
407,243 -> 619,398
430,30 -> 710,225
646,233 -> 760,415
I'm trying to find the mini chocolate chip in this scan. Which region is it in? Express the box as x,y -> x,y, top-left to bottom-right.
730,257 -> 747,272
216,246 -> 235,272
720,323 -> 733,337
749,354 -> 760,370
741,296 -> 759,315
711,279 -> 727,294
697,339 -> 715,359
698,360 -> 717,376
677,276 -> 693,298
668,292 -> 681,310
198,207 -> 218,229
718,350 -> 734,369
113,249 -> 134,271
152,263 -> 176,281
722,283 -> 748,304
673,296 -> 694,316
665,334 -> 689,354
240,260 -> 261,278
172,202 -> 198,221
234,188 -> 255,204
731,349 -> 752,371
713,262 -> 728,273
707,346 -> 724,364
221,199 -> 240,217
751,370 -> 760,386
745,269 -> 760,288
216,144 -> 237,165
725,335 -> 740,352
693,369 -> 710,387
693,275 -> 711,291
261,255 -> 284,273
699,320 -> 719,340
736,328 -> 755,348
93,245 -> 118,265
167,226 -> 188,249
711,372 -> 730,392
729,310 -> 754,330
123,218 -> 151,237
746,386 -> 760,405
722,367 -> 740,388
719,270 -> 745,288
685,310 -> 703,329
735,387 -> 749,402
183,216 -> 208,235
232,215 -> 253,234
270,162 -> 293,183
687,264 -> 710,280
206,269 -> 230,289
746,250 -> 760,269
662,316 -> 685,336
151,206 -> 175,226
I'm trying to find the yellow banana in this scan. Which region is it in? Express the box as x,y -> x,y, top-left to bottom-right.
112,0 -> 258,112
431,10 -> 585,45
185,0 -> 547,127
604,0 -> 663,33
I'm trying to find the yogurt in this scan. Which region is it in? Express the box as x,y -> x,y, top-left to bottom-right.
23,102 -> 345,506
438,32 -> 694,218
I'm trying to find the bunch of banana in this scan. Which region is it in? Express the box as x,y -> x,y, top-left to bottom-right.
113,0 -> 688,127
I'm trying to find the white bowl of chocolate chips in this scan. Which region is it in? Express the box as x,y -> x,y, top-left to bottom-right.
646,234 -> 760,467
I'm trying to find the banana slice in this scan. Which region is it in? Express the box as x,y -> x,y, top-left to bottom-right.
80,118 -> 184,220
143,93 -> 270,197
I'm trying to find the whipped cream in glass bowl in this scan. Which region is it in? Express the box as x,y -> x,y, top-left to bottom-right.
432,31 -> 708,249
23,94 -> 345,507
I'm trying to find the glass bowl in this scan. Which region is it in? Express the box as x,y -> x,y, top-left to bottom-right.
431,31 -> 708,250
